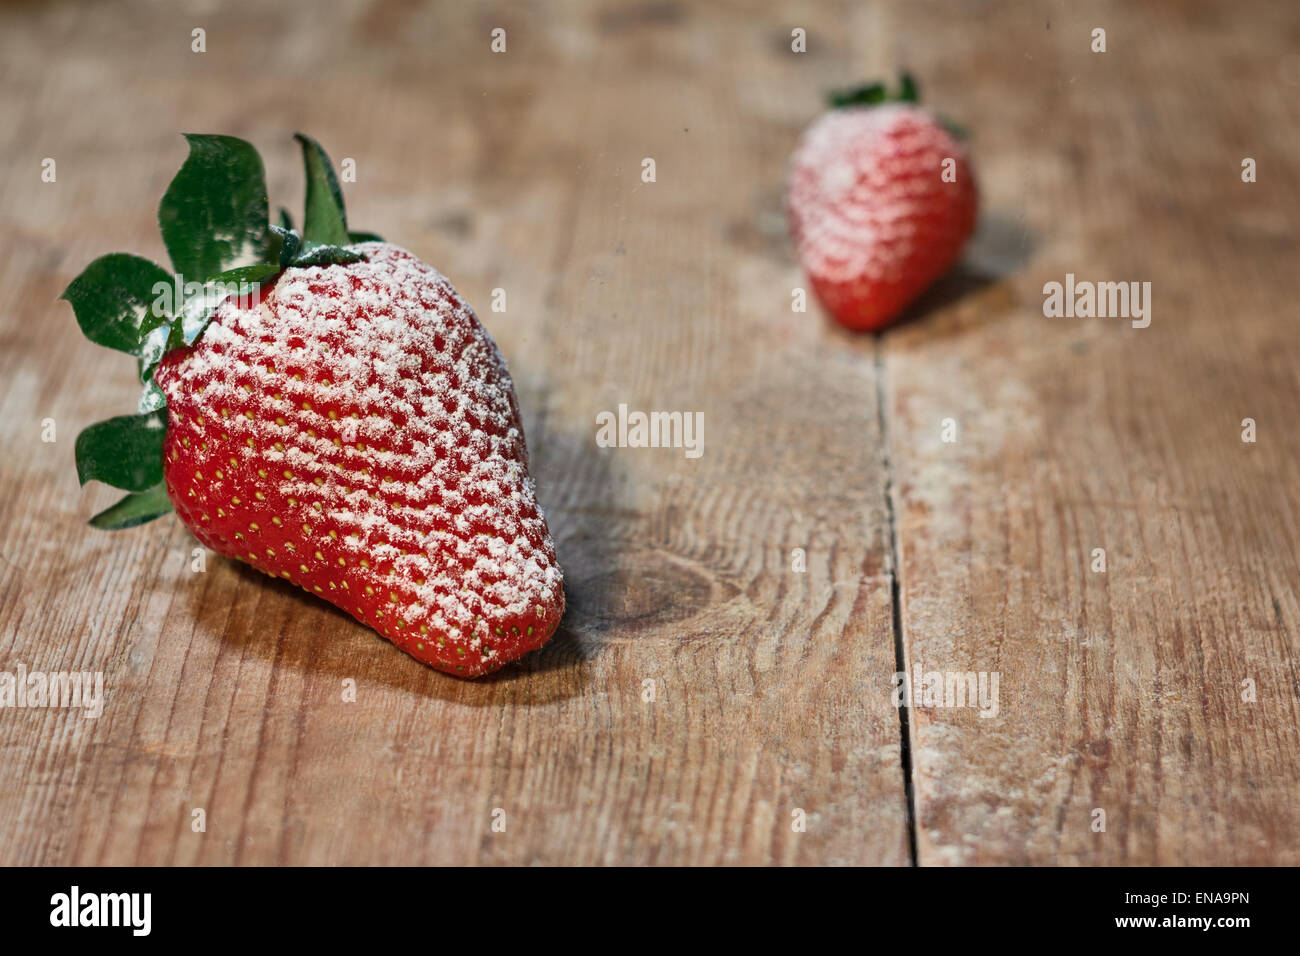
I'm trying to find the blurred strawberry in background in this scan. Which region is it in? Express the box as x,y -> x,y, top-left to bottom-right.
788,74 -> 978,331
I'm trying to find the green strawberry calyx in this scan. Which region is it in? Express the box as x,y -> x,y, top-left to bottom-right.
826,72 -> 968,139
62,133 -> 383,529
827,72 -> 920,109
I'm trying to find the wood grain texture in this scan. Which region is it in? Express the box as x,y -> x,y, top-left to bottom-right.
882,1 -> 1300,863
1,0 -> 1296,867
0,0 -> 908,865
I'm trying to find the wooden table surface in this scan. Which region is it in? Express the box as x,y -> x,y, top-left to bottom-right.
1,0 -> 1297,865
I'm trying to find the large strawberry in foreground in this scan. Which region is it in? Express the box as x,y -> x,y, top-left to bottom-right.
64,134 -> 564,677
788,74 -> 979,331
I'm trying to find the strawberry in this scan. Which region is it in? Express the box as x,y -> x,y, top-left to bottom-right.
63,134 -> 563,677
787,74 -> 978,331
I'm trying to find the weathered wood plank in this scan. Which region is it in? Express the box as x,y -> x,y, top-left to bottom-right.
0,0 -> 908,865
885,0 -> 1300,864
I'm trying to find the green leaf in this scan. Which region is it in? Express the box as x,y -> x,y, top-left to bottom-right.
268,225 -> 301,269
278,207 -> 295,232
828,72 -> 921,109
293,244 -> 365,267
61,253 -> 173,355
139,263 -> 280,382
212,263 -> 281,286
139,320 -> 174,377
158,134 -> 269,282
74,410 -> 168,492
138,379 -> 166,413
294,133 -> 349,246
828,82 -> 886,108
175,263 -> 281,346
347,230 -> 383,244
898,72 -> 919,103
89,483 -> 173,530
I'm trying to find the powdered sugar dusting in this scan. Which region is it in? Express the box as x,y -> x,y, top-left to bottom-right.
155,242 -> 564,676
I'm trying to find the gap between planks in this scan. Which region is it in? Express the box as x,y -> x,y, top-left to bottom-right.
875,337 -> 919,866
